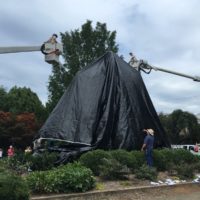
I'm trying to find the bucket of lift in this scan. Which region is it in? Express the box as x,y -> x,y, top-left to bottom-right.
44,43 -> 63,64
41,35 -> 63,65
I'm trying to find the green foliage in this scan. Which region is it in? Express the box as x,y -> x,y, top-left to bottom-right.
0,171 -> 29,200
99,158 -> 130,180
4,155 -> 29,175
153,148 -> 199,171
0,86 -> 7,111
5,86 -> 46,121
159,110 -> 200,144
79,149 -> 112,175
46,64 -> 67,113
0,86 -> 46,148
110,149 -> 137,172
0,158 -> 8,173
2,151 -> 58,173
175,163 -> 195,179
26,162 -> 95,193
130,151 -> 146,169
193,160 -> 200,173
47,20 -> 119,112
157,148 -> 176,170
135,165 -> 158,181
28,152 -> 58,171
153,149 -> 168,171
172,149 -> 199,164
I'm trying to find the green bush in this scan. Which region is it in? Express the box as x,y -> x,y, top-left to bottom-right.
0,158 -> 8,172
158,148 -> 176,165
99,158 -> 130,180
130,151 -> 145,169
1,151 -> 58,173
153,148 -> 199,172
135,165 -> 158,181
4,154 -> 29,174
153,149 -> 168,171
110,149 -> 137,172
79,149 -> 111,175
29,152 -> 58,171
173,149 -> 199,164
175,163 -> 195,179
26,162 -> 95,193
0,171 -> 29,200
193,160 -> 200,173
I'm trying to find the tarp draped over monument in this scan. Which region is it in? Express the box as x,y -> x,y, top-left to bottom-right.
35,51 -> 170,161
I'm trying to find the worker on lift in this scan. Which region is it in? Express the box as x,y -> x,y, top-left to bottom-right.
41,34 -> 59,55
128,52 -> 138,65
40,34 -> 63,64
47,33 -> 58,44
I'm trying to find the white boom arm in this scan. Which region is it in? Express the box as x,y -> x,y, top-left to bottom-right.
0,46 -> 41,54
141,62 -> 200,82
129,54 -> 200,82
0,34 -> 63,65
0,42 -> 63,65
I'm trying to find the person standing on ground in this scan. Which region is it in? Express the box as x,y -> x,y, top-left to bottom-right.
141,129 -> 155,167
7,145 -> 14,157
0,148 -> 3,158
194,143 -> 199,152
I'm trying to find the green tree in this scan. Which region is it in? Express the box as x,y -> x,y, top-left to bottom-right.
0,86 -> 8,111
159,109 -> 200,144
5,86 -> 46,122
46,20 -> 118,112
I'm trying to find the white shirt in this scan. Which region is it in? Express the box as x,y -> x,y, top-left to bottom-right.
0,150 -> 3,157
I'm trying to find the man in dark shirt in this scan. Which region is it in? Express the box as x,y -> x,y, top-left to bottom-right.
141,129 -> 155,167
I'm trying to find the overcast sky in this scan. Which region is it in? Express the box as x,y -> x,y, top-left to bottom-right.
0,0 -> 200,115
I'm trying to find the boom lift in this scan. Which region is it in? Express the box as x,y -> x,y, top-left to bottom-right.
0,34 -> 63,65
129,52 -> 200,82
0,40 -> 199,82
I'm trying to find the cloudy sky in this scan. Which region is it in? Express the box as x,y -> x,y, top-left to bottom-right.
0,0 -> 200,115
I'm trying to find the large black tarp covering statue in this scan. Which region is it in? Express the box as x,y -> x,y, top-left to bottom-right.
34,51 -> 170,162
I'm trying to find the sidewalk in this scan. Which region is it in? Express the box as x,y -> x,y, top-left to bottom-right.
31,182 -> 200,200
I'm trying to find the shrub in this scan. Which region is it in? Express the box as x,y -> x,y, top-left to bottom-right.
135,165 -> 158,181
157,148 -> 181,172
153,149 -> 168,171
173,149 -> 199,165
152,148 -> 200,173
99,158 -> 130,180
110,149 -> 137,172
2,151 -> 58,173
79,149 -> 111,175
0,171 -> 29,200
166,162 -> 178,176
26,162 -> 95,193
29,152 -> 58,171
158,148 -> 176,164
130,151 -> 145,169
193,160 -> 200,173
0,158 -> 8,172
175,163 -> 195,179
4,154 -> 29,174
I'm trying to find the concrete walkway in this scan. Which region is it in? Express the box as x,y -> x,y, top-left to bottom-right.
31,182 -> 200,200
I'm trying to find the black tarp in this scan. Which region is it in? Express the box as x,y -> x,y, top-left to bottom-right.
35,51 -> 170,162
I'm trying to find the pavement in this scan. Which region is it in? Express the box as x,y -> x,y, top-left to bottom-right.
31,182 -> 200,200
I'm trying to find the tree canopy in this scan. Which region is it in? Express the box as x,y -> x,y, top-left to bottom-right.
0,111 -> 39,149
159,109 -> 200,144
0,86 -> 46,122
0,86 -> 7,111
